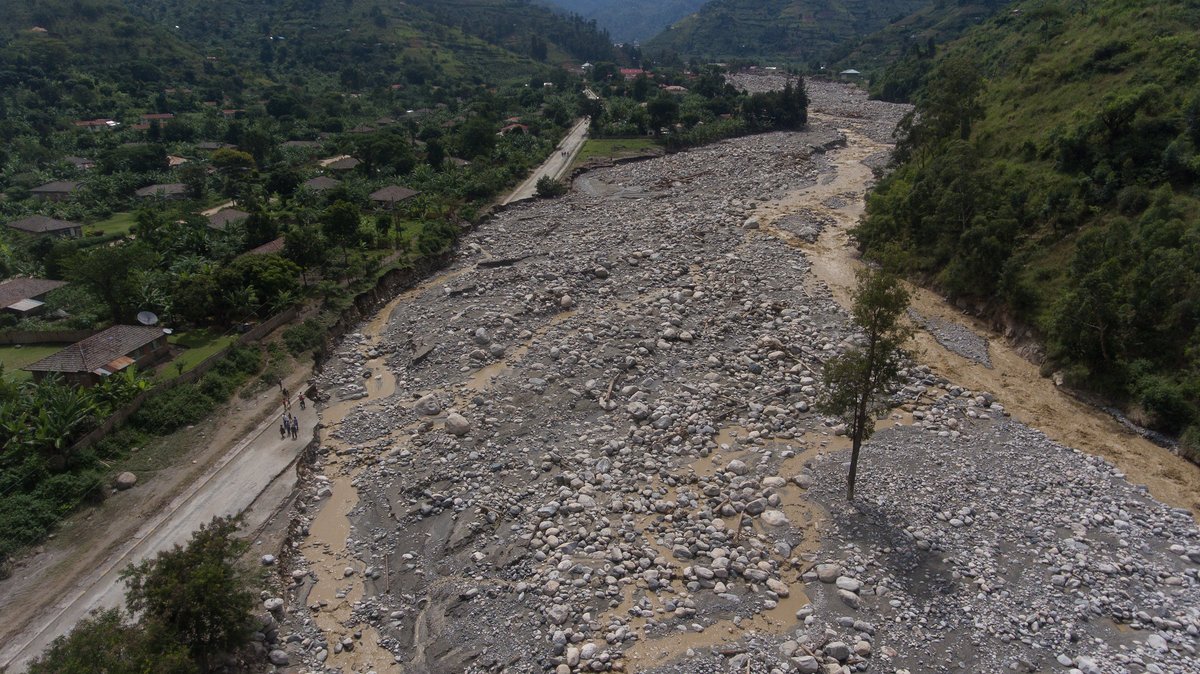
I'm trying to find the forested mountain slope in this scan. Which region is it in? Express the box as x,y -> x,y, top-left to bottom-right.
542,0 -> 706,43
644,0 -> 929,65
855,0 -> 1200,451
121,0 -> 616,87
829,0 -> 1010,99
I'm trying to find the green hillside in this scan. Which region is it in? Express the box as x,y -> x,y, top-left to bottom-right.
0,0 -> 223,94
828,0 -> 1010,99
120,0 -> 616,86
643,0 -> 930,65
542,0 -> 707,43
856,0 -> 1200,450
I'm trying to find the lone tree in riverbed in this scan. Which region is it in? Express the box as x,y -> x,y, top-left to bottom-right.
818,268 -> 913,501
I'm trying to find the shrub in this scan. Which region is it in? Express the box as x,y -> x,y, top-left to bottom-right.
283,319 -> 326,356
535,176 -> 568,198
0,494 -> 60,557
27,608 -> 196,674
133,384 -> 212,435
1133,374 -> 1195,434
1181,425 -> 1200,463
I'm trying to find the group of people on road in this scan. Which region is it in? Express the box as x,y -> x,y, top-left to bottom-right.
277,380 -> 308,442
280,412 -> 300,441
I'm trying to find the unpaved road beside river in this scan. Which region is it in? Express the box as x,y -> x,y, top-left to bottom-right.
271,80 -> 1200,674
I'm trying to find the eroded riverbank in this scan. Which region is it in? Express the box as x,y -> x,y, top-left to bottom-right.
272,81 -> 1200,674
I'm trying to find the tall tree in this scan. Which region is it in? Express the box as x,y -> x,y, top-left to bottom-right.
817,268 -> 913,500
65,243 -> 160,322
27,608 -> 196,674
120,516 -> 256,673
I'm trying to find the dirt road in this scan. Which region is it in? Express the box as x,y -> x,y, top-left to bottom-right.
0,377 -> 316,672
502,116 -> 590,205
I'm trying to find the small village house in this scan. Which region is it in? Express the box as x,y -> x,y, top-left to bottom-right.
369,185 -> 419,209
24,325 -> 169,386
0,278 -> 67,316
29,180 -> 80,201
5,215 -> 82,238
302,176 -> 341,192
206,208 -> 250,230
135,183 -> 188,200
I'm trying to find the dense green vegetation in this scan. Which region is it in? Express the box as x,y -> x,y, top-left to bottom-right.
29,516 -> 256,674
856,0 -> 1200,455
586,65 -> 808,144
544,0 -> 706,43
830,0 -> 1008,100
0,0 -> 820,579
644,0 -> 929,66
0,0 -> 620,570
0,347 -> 262,572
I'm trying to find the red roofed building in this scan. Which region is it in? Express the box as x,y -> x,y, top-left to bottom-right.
74,118 -> 118,132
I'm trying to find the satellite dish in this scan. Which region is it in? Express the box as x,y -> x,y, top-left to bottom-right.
162,328 -> 174,335
137,311 -> 159,326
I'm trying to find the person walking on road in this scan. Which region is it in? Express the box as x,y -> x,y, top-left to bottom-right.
291,416 -> 300,440
279,420 -> 286,441
298,394 -> 306,410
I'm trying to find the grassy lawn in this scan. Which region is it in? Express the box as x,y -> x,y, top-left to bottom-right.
0,343 -> 68,382
159,328 -> 237,379
86,211 -> 138,236
572,138 -> 661,168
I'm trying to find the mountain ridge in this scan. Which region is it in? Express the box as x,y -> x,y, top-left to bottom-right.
643,0 -> 930,65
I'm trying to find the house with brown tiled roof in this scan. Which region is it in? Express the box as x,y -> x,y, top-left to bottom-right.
0,278 -> 67,315
207,208 -> 250,230
369,185 -> 419,208
24,325 -> 169,386
140,113 -> 175,126
6,215 -> 82,237
64,156 -> 95,170
242,236 -> 285,257
302,176 -> 341,192
29,181 -> 81,201
74,118 -> 118,132
135,183 -> 188,199
319,155 -> 361,171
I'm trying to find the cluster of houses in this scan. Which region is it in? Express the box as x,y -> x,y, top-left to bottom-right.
4,129 -> 428,390
0,278 -> 168,386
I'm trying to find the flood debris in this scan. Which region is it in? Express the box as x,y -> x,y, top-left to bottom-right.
268,81 -> 1200,674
